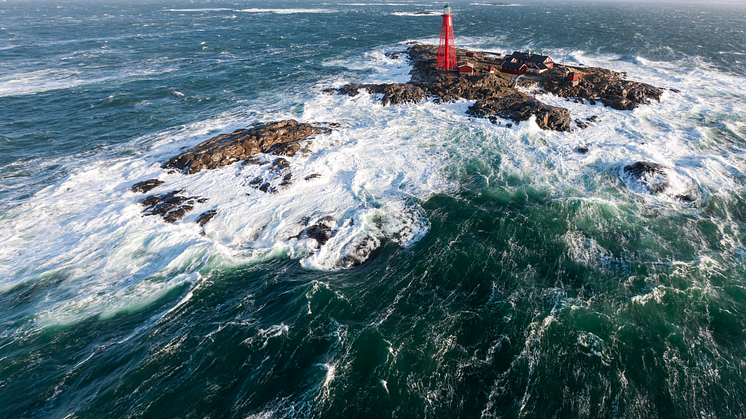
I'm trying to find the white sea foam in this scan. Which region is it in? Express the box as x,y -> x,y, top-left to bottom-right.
562,230 -> 612,270
237,8 -> 335,14
321,44 -> 414,84
3,39 -> 746,328
391,12 -> 438,16
166,8 -> 333,14
0,46 -> 458,327
166,8 -> 234,12
340,3 -> 431,5
632,285 -> 666,304
0,66 -> 176,97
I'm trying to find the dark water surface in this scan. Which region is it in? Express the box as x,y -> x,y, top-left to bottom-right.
2,1 -> 746,418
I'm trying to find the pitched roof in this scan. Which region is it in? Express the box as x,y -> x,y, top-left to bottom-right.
527,54 -> 550,63
507,51 -> 551,63
502,61 -> 526,70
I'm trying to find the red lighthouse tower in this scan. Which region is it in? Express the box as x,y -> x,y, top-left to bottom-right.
436,4 -> 456,70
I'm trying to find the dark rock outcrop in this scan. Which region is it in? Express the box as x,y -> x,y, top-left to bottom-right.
540,66 -> 662,111
622,161 -> 697,203
196,209 -> 217,227
623,161 -> 670,194
140,190 -> 206,223
130,179 -> 164,194
245,157 -> 295,195
467,93 -> 572,131
337,83 -> 426,105
295,216 -> 337,247
164,120 -> 335,174
366,83 -> 427,106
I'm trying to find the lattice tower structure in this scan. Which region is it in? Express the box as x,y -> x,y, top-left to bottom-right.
436,4 -> 456,70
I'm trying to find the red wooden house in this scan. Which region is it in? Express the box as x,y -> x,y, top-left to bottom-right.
501,60 -> 527,75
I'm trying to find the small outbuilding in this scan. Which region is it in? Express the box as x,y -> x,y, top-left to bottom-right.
459,63 -> 475,76
489,66 -> 496,74
529,63 -> 549,74
566,72 -> 580,86
466,52 -> 478,58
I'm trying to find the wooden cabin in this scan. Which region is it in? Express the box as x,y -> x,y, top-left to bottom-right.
459,63 -> 475,76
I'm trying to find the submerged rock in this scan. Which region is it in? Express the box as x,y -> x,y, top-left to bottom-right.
674,194 -> 694,203
164,120 -> 334,174
622,161 -> 700,204
623,161 -> 670,194
245,157 -> 295,195
295,216 -> 337,246
292,216 -> 381,268
337,234 -> 380,268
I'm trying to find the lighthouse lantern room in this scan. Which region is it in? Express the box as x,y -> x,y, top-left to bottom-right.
436,4 -> 456,70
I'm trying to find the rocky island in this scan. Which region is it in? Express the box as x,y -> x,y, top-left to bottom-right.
327,44 -> 663,131
128,43 -> 677,268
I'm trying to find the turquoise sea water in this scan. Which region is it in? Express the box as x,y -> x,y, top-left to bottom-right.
2,1 -> 746,417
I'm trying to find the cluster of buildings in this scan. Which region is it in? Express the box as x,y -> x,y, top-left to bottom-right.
457,50 -> 554,76
500,51 -> 554,74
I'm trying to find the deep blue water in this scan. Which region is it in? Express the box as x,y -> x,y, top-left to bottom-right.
2,1 -> 746,418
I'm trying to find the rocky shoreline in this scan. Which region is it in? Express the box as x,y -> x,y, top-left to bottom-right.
131,120 -> 335,224
328,44 -> 664,131
127,44 -> 680,268
164,119 -> 337,174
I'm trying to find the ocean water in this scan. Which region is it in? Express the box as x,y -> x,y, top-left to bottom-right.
2,0 -> 746,417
